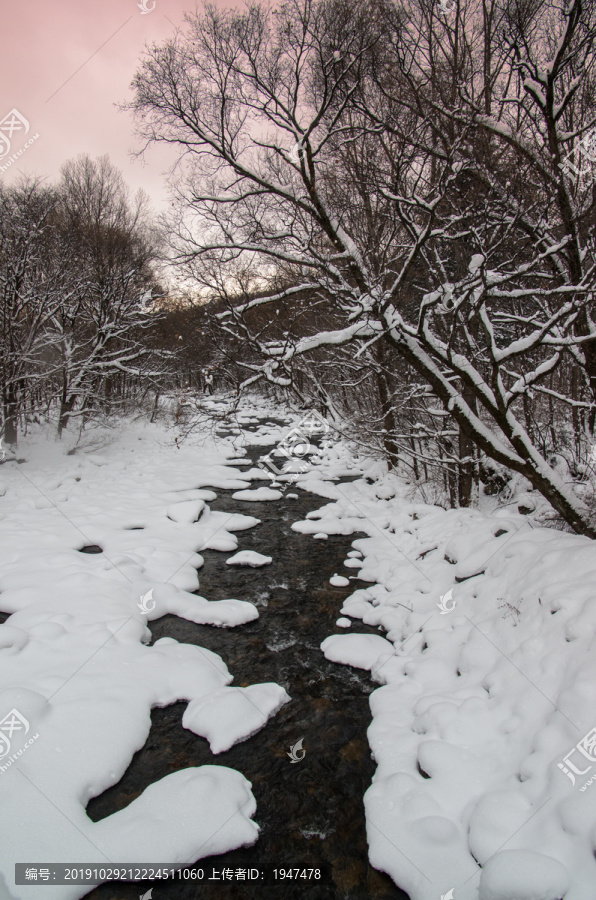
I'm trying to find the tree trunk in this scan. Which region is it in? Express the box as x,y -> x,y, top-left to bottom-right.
3,384 -> 18,446
458,426 -> 474,507
444,439 -> 458,508
58,394 -> 76,437
458,384 -> 478,507
390,331 -> 596,537
375,340 -> 400,469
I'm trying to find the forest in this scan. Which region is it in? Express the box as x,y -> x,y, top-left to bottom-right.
3,0 -> 596,536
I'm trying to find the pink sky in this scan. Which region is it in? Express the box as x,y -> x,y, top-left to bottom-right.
0,0 -> 235,214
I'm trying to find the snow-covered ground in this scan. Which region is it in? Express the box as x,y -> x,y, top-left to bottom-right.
0,410 -> 287,900
290,443 -> 596,900
1,398 -> 596,900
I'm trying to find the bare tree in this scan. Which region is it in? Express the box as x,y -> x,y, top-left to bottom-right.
128,0 -> 596,535
0,180 -> 68,445
51,155 -> 162,434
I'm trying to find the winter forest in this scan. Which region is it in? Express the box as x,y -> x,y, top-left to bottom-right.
3,0 -> 596,898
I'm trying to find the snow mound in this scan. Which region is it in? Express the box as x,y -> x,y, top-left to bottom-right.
176,594 -> 259,626
232,488 -> 282,501
226,551 -> 272,567
0,413 -> 283,897
166,499 -> 206,524
135,584 -> 258,626
94,765 -> 259,865
321,633 -> 394,670
330,574 -> 350,587
182,684 -> 291,753
290,458 -> 596,899
478,850 -> 569,900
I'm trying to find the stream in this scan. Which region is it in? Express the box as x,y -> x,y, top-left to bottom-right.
79,424 -> 411,899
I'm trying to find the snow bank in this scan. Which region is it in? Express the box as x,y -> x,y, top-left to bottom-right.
321,633 -> 394,670
0,416 -> 286,898
292,456 -> 596,899
478,850 -> 569,900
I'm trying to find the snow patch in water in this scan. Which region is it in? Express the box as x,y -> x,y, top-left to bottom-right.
232,487 -> 282,501
182,683 -> 291,753
330,574 -> 350,587
226,550 -> 272,567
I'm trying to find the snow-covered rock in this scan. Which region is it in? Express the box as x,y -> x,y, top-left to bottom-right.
182,683 -> 291,753
226,550 -> 272,567
232,487 -> 282,501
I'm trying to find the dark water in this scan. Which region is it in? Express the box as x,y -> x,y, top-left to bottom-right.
41,425 -> 411,899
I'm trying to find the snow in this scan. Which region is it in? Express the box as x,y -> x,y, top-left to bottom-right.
92,766 -> 258,871
182,683 -> 291,753
478,850 -> 569,900
131,583 -> 260,626
166,498 -> 206,523
329,574 -> 350,586
289,437 -> 596,899
226,550 -> 273,567
293,321 -> 375,356
5,398 -> 596,900
321,633 -> 394,670
0,416 -> 285,898
232,487 -> 283,501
